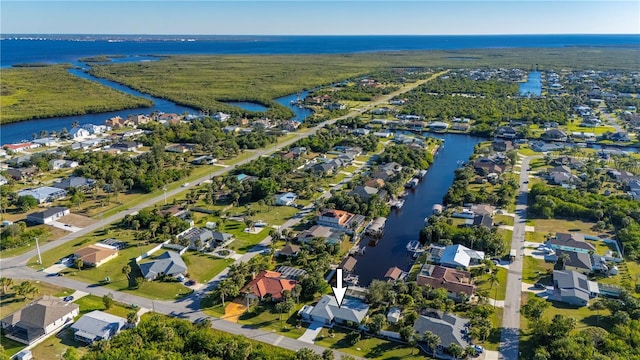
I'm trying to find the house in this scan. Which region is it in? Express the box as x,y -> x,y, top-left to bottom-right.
546,233 -> 596,254
211,231 -> 234,246
553,270 -> 599,306
18,186 -> 67,204
496,126 -> 518,139
0,296 -> 79,345
5,167 -> 38,181
32,137 -> 59,147
165,143 -> 196,153
71,311 -> 127,344
492,139 -> 513,152
553,249 -> 593,274
275,192 -> 298,206
384,266 -> 406,282
157,113 -> 182,124
27,206 -> 70,225
127,114 -> 151,125
74,244 -> 119,267
69,128 -> 91,140
386,307 -> 402,324
191,155 -> 217,165
417,264 -> 476,299
413,311 -> 471,355
213,112 -> 231,121
241,270 -> 297,302
222,125 -> 240,133
297,225 -> 344,245
544,129 -> 568,141
465,214 -> 493,228
364,178 -> 385,188
472,158 -> 505,175
277,244 -> 302,257
110,142 -> 141,152
349,186 -> 384,201
428,121 -> 450,131
49,159 -> 79,170
52,176 -> 96,190
179,227 -> 214,251
430,244 -> 485,269
299,295 -> 369,325
139,251 -> 188,280
81,124 -> 109,135
552,156 -> 584,169
105,116 -> 125,128
316,209 -> 365,233
274,265 -> 308,280
471,204 -> 495,217
3,142 -> 39,153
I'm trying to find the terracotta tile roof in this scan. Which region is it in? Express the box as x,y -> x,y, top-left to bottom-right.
242,270 -> 297,301
384,266 -> 403,280
417,265 -> 476,296
74,245 -> 118,266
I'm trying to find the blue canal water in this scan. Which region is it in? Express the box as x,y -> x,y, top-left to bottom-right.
222,101 -> 269,112
519,71 -> 542,96
354,133 -> 484,286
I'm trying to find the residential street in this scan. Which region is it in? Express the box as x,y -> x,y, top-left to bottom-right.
498,156 -> 538,360
0,72 -> 447,357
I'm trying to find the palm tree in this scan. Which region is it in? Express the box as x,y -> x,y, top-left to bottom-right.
0,277 -> 13,295
423,331 -> 441,355
448,343 -> 464,360
218,279 -> 234,307
489,271 -> 500,308
122,265 -> 132,282
74,258 -> 84,271
558,253 -> 571,270
590,298 -> 606,324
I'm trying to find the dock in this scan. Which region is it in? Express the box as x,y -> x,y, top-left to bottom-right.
390,199 -> 405,209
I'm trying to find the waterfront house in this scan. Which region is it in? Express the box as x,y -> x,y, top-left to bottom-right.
413,310 -> 471,356
428,121 -> 450,131
427,244 -> 485,269
32,137 -> 59,147
110,141 -> 141,152
241,270 -> 297,302
417,264 -> 476,300
18,186 -> 67,204
384,266 -> 407,282
492,139 -> 514,152
465,214 -> 494,229
139,251 -> 188,280
472,158 -> 505,175
105,116 -> 125,128
496,126 -> 517,139
74,244 -> 119,268
1,296 -> 79,345
299,295 -> 369,326
213,112 -> 231,121
69,128 -> 90,140
27,207 -> 70,225
366,217 -> 387,237
297,225 -> 344,245
553,270 -> 599,306
3,142 -> 39,153
546,233 -> 596,253
71,311 -> 127,344
349,186 -> 384,201
316,209 -> 365,233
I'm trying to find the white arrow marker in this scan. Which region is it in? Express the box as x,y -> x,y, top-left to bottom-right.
332,268 -> 347,308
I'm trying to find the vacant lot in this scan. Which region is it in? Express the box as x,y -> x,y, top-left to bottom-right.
533,218 -> 600,236
59,213 -> 96,227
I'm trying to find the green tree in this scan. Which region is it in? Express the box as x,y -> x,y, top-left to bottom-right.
368,313 -> 386,334
522,297 -> 550,321
321,349 -> 334,360
62,347 -> 79,360
423,330 -> 441,355
296,348 -> 322,360
16,195 -> 38,212
74,257 -> 84,270
448,343 -> 464,360
103,293 -> 114,309
0,277 -> 13,295
127,311 -> 138,326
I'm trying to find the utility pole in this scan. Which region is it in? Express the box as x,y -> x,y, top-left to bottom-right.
163,187 -> 167,205
35,236 -> 42,265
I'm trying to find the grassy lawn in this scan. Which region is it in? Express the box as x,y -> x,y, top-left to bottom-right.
521,292 -> 611,331
498,229 -> 513,255
522,256 -> 554,284
226,203 -> 299,227
29,327 -> 89,360
0,336 -> 26,357
532,218 -> 599,236
565,122 -> 617,135
525,231 -> 547,243
494,215 -> 514,226
74,294 -> 132,318
315,327 -> 425,359
237,302 -> 307,339
476,267 -> 508,301
472,306 -> 504,351
219,150 -> 256,166
182,252 -> 232,283
0,280 -> 70,315
518,146 -> 539,156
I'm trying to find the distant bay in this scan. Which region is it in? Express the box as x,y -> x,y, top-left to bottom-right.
2,34 -> 639,67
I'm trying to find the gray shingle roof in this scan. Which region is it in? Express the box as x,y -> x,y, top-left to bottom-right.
139,251 -> 187,280
308,295 -> 369,324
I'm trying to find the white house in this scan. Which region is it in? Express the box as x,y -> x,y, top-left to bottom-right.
27,207 -> 70,225
49,159 -> 79,170
213,112 -> 231,121
69,128 -> 91,140
275,192 -> 297,206
1,296 -> 79,345
71,310 -> 127,344
18,186 -> 67,204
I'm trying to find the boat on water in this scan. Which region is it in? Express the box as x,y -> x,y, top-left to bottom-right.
406,240 -> 425,255
418,170 -> 428,178
391,199 -> 405,209
404,178 -> 419,188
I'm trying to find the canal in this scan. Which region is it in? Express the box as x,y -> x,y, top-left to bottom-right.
353,133 -> 484,286
1,61 -> 312,145
519,71 -> 542,96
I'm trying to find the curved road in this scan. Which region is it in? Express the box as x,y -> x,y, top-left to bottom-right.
498,156 -> 540,360
1,71 -> 447,357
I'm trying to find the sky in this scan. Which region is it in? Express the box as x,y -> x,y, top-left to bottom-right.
1,1 -> 639,35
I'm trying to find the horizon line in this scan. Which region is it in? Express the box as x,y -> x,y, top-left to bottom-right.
3,33 -> 640,37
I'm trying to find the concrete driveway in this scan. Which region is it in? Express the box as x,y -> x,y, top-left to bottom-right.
297,321 -> 325,344
50,221 -> 81,232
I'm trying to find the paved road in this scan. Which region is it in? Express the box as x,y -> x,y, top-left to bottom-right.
1,71 -> 446,357
599,105 -> 623,133
498,156 -> 539,360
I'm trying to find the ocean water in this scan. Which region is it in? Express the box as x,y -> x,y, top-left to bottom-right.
2,34 -> 639,67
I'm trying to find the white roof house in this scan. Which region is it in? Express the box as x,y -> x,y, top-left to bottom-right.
71,310 -> 127,344
300,295 -> 369,325
275,192 -> 297,206
17,186 -> 67,204
69,128 -> 91,140
439,244 -> 485,269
